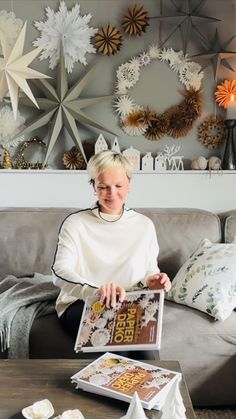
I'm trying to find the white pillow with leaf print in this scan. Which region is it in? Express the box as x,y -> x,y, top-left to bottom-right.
167,238 -> 236,321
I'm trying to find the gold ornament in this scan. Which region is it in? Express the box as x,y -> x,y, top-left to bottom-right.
95,25 -> 123,56
14,137 -> 46,169
198,116 -> 227,149
215,79 -> 236,108
2,147 -> 13,169
122,5 -> 149,36
63,146 -> 86,170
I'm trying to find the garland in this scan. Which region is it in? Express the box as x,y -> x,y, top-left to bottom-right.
114,46 -> 203,140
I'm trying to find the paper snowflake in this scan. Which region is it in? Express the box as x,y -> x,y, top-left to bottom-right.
0,106 -> 25,148
139,52 -> 151,66
0,10 -> 23,52
113,95 -> 135,116
148,44 -> 160,59
33,1 -> 97,73
159,48 -> 175,62
117,62 -> 140,88
179,62 -> 203,90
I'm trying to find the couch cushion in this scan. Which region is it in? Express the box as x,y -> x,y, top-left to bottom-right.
225,212 -> 236,243
0,207 -> 221,280
136,208 -> 221,279
0,208 -> 74,279
161,301 -> 236,406
167,238 -> 236,321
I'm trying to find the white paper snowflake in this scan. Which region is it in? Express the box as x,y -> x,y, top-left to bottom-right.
148,44 -> 160,59
115,79 -> 128,95
113,95 -> 135,116
159,48 -> 175,62
179,62 -> 203,90
89,373 -> 110,386
79,324 -> 92,344
117,63 -> 140,88
33,1 -> 97,73
90,328 -> 110,347
169,52 -> 189,73
94,317 -> 107,329
0,106 -> 25,148
0,10 -> 23,52
129,57 -> 141,72
103,308 -> 115,321
139,52 -> 151,67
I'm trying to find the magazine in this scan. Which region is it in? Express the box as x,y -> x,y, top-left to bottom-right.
74,290 -> 164,353
71,352 -> 181,410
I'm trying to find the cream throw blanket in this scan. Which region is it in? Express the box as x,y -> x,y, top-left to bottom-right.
0,273 -> 59,358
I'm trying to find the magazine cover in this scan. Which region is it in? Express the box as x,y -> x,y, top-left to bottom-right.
74,290 -> 164,353
71,352 -> 180,410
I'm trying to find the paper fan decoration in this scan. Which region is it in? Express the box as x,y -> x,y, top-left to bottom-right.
122,5 -> 149,36
0,22 -> 49,119
215,79 -> 236,108
95,25 -> 123,56
0,10 -> 23,51
63,146 -> 86,170
33,1 -> 97,73
0,105 -> 25,148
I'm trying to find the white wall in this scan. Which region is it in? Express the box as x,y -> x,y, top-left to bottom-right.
1,170 -> 236,213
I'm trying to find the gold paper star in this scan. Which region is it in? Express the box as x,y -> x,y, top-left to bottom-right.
19,46 -> 115,164
151,0 -> 220,55
0,21 -> 49,119
193,29 -> 236,80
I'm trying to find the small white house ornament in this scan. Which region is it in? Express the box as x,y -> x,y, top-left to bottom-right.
123,146 -> 140,171
155,153 -> 168,171
141,152 -> 154,172
94,134 -> 108,154
111,137 -> 121,153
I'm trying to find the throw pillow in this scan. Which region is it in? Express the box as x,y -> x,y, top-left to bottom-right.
167,238 -> 236,321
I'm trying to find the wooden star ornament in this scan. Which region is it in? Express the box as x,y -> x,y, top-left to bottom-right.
18,46 -> 116,164
0,21 -> 49,119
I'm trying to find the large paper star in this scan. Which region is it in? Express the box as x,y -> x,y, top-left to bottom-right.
151,0 -> 220,55
192,29 -> 236,80
0,21 -> 49,119
19,46 -> 115,164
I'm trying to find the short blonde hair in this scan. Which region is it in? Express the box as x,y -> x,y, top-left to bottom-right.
87,150 -> 133,184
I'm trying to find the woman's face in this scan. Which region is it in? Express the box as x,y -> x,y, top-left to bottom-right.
94,166 -> 130,214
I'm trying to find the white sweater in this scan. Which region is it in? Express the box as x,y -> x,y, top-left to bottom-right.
52,205 -> 160,316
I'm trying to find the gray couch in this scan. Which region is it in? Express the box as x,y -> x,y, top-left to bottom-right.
0,207 -> 235,407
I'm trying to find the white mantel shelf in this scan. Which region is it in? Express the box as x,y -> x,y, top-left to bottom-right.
1,169 -> 236,212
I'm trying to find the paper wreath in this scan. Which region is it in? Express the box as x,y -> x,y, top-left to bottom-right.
114,46 -> 203,139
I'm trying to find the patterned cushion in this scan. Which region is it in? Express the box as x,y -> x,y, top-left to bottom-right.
167,238 -> 236,321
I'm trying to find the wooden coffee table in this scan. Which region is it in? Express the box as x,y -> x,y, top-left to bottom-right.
0,359 -> 196,419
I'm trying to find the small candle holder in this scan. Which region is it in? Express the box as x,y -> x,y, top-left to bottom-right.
222,119 -> 236,170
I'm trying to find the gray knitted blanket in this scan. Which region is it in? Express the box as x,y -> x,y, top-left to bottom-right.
0,273 -> 59,358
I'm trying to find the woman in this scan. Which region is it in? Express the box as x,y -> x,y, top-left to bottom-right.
52,150 -> 171,346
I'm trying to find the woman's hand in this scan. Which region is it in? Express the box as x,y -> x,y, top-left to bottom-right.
98,283 -> 126,308
147,273 -> 171,292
